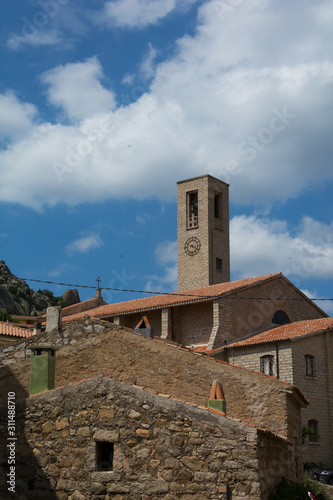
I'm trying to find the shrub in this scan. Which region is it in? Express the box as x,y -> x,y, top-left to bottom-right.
269,477 -> 330,500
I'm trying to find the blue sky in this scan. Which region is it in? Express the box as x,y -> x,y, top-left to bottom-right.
0,0 -> 333,314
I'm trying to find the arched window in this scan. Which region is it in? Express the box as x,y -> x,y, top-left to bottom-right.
308,419 -> 319,443
305,355 -> 315,377
260,355 -> 274,376
272,310 -> 290,325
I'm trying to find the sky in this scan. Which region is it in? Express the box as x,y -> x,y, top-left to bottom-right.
0,0 -> 333,314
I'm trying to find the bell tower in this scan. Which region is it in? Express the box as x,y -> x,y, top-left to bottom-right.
177,174 -> 230,291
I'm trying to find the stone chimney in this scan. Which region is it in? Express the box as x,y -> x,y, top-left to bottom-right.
95,287 -> 102,299
46,306 -> 62,332
29,344 -> 58,395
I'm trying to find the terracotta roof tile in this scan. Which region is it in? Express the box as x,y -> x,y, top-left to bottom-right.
0,321 -> 35,339
62,272 -> 282,323
212,316 -> 333,351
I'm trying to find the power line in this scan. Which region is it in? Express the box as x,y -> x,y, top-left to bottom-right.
18,277 -> 333,301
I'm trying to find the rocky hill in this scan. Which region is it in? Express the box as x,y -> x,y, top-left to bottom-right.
0,260 -> 80,316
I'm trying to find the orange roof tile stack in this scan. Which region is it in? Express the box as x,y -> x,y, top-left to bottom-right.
62,272 -> 282,323
210,316 -> 333,352
0,321 -> 35,339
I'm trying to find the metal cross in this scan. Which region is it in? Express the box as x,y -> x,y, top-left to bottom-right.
96,276 -> 101,288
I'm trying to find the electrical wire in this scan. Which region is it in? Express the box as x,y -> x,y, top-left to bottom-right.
18,277 -> 333,301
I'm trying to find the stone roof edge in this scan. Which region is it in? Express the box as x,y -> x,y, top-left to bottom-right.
2,317 -> 308,407
28,373 -> 290,443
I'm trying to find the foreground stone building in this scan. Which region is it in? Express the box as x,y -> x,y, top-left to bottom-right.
0,317 -> 308,499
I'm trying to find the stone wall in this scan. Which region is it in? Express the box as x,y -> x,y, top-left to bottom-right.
292,333 -> 333,466
215,332 -> 333,468
228,278 -> 325,341
177,175 -> 230,291
0,374 -> 297,500
0,317 -> 307,456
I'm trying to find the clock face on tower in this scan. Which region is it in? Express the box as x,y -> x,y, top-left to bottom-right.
184,236 -> 201,256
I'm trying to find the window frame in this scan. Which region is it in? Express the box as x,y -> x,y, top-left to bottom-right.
308,419 -> 320,443
216,258 -> 222,272
186,190 -> 199,229
272,310 -> 290,325
305,354 -> 316,377
260,355 -> 274,376
214,192 -> 222,219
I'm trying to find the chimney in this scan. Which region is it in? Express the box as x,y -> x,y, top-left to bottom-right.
33,321 -> 42,335
46,306 -> 62,332
29,344 -> 58,395
208,380 -> 226,414
95,287 -> 102,299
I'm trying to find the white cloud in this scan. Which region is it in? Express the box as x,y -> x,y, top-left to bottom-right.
230,215 -> 333,281
1,0 -> 333,209
66,232 -> 103,255
97,0 -> 176,28
41,57 -> 116,121
140,43 -> 158,79
0,92 -> 38,141
6,28 -> 62,51
146,240 -> 177,292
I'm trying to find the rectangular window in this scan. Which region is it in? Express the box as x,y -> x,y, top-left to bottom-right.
96,441 -> 114,471
308,420 -> 319,443
187,191 -> 198,228
305,355 -> 315,377
216,258 -> 222,271
214,192 -> 221,219
260,355 -> 274,376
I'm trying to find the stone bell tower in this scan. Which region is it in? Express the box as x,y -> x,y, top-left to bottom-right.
177,174 -> 230,291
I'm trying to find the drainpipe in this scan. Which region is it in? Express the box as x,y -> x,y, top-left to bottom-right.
275,343 -> 280,380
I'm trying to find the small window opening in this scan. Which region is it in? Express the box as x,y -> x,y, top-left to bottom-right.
187,191 -> 198,228
308,419 -> 319,443
272,310 -> 290,325
260,355 -> 274,376
216,258 -> 222,271
96,441 -> 114,471
214,192 -> 221,218
305,355 -> 315,377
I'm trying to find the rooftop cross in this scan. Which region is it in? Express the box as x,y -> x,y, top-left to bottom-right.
96,276 -> 101,289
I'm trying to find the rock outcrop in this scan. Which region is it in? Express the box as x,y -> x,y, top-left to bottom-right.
0,260 -> 78,316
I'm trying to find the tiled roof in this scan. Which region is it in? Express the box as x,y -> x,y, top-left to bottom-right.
0,321 -> 35,338
210,316 -> 333,352
62,272 -> 282,323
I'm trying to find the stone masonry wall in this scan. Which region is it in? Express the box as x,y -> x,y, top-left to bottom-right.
0,374 -> 297,500
177,175 -> 230,291
292,334 -> 333,466
0,317 -> 305,447
229,278 -> 325,341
